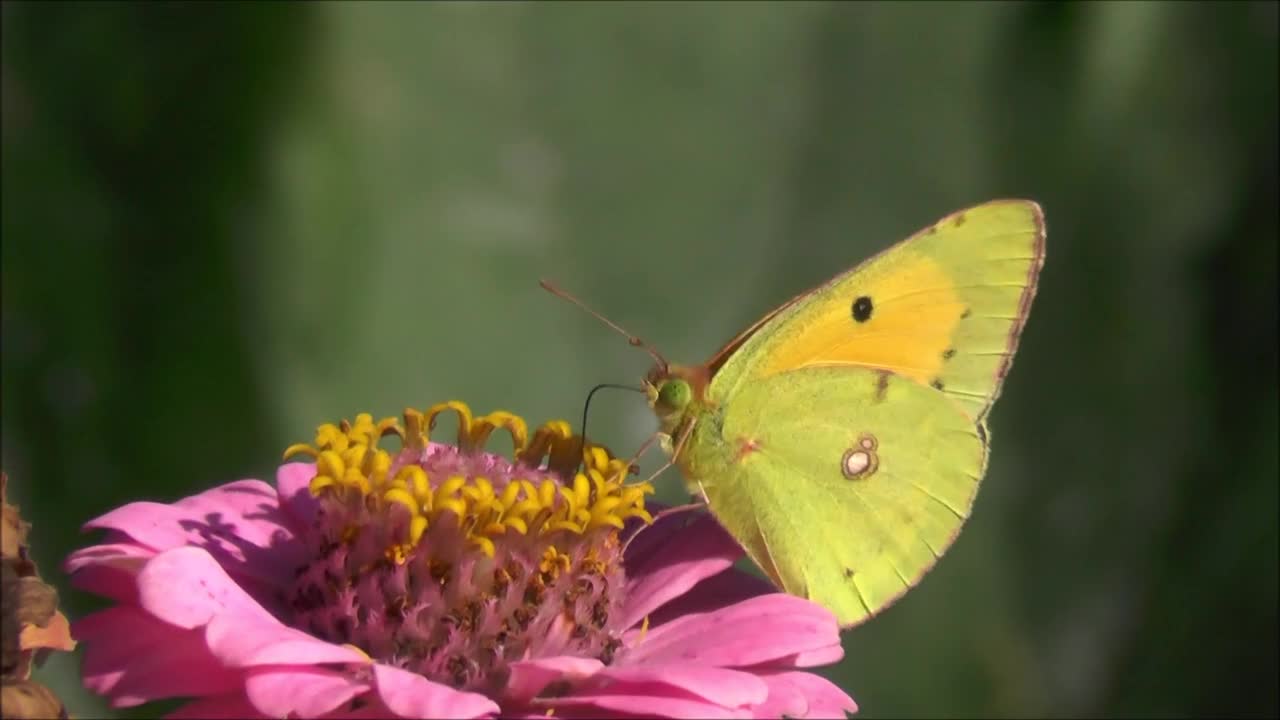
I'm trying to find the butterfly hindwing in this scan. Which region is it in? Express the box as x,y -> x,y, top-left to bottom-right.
698,366 -> 987,628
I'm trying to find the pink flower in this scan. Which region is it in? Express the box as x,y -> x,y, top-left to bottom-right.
66,404 -> 856,718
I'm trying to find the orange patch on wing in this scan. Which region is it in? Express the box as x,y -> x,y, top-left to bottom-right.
757,254 -> 964,386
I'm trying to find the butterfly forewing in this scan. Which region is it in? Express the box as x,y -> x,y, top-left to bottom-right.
708,199 -> 1045,422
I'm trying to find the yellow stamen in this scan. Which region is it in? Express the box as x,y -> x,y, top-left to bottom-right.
470,411 -> 529,457
521,420 -> 573,464
402,408 -> 429,450
309,475 -> 338,495
471,536 -> 497,558
409,515 -> 429,546
436,496 -> 468,520
382,487 -> 418,515
424,401 -> 475,448
538,479 -> 557,509
292,402 -> 655,568
586,446 -> 611,473
282,442 -> 318,460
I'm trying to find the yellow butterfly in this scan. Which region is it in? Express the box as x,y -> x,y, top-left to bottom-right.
645,198 -> 1044,625
556,199 -> 1045,627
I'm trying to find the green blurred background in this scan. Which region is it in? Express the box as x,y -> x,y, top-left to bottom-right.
3,2 -> 1276,718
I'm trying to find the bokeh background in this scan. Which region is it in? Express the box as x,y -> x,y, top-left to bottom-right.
3,2 -> 1276,718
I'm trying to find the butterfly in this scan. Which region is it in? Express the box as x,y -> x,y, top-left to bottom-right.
636,199 -> 1046,628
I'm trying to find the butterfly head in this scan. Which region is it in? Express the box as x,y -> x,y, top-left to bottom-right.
644,364 -> 710,433
653,376 -> 692,414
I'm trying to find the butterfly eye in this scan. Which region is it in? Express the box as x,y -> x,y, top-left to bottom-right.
656,379 -> 692,412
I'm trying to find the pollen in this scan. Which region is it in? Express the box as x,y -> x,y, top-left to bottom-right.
539,546 -> 573,579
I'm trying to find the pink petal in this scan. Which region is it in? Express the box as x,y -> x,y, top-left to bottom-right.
585,663 -> 768,709
751,670 -> 808,719
622,594 -> 840,668
790,642 -> 845,667
647,566 -> 775,628
172,479 -> 293,545
244,666 -> 369,718
372,664 -> 499,718
620,502 -> 675,566
275,461 -> 321,529
621,503 -> 721,570
318,698 -> 394,719
66,541 -> 160,605
619,514 -> 745,630
85,501 -> 182,549
205,610 -> 367,667
85,480 -> 304,589
75,606 -> 242,707
173,478 -> 310,581
505,656 -> 604,704
137,546 -> 277,629
70,565 -> 138,605
542,693 -> 750,719
166,692 -> 267,719
756,671 -> 857,719
317,694 -> 471,720
65,541 -> 155,574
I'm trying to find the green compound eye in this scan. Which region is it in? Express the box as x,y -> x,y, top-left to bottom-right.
657,379 -> 692,412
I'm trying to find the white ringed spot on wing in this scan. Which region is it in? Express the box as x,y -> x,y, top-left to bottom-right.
842,433 -> 879,479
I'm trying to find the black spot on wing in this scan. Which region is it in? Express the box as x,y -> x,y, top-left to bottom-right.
851,296 -> 874,323
931,379 -> 945,391
942,347 -> 956,360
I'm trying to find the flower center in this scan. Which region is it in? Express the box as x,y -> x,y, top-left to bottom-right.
282,403 -> 653,695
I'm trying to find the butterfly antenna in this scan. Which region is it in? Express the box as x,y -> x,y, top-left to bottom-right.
539,279 -> 668,372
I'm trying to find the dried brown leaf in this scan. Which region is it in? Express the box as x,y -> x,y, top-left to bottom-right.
0,678 -> 69,720
0,473 -> 31,559
19,611 -> 75,655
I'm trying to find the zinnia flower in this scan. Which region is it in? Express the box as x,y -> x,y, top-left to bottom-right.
66,402 -> 857,718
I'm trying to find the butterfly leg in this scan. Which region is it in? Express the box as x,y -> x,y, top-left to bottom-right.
619,420 -> 707,556
617,430 -> 661,482
631,416 -> 698,489
621,500 -> 706,556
